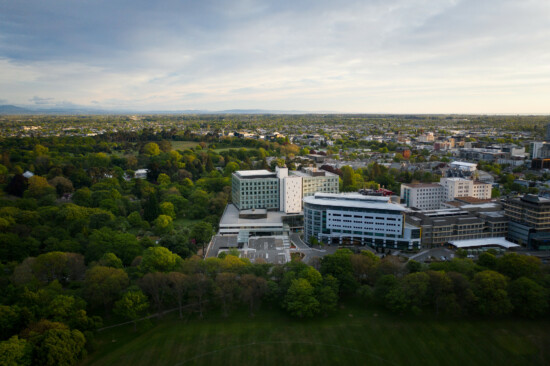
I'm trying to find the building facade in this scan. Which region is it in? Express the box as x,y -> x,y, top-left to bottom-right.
231,170 -> 280,210
440,178 -> 492,201
292,167 -> 339,197
400,178 -> 492,210
503,195 -> 550,249
400,183 -> 445,210
232,167 -> 339,213
406,207 -> 508,248
304,193 -> 421,250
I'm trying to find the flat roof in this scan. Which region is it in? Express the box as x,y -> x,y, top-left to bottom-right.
450,162 -> 477,167
402,183 -> 442,188
304,193 -> 408,212
219,204 -> 289,228
290,169 -> 337,178
448,237 -> 520,249
234,170 -> 276,178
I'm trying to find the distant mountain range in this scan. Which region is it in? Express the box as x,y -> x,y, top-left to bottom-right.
0,105 -> 316,115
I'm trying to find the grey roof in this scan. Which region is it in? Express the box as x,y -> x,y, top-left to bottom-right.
234,170 -> 276,179
219,204 -> 289,228
304,193 -> 408,212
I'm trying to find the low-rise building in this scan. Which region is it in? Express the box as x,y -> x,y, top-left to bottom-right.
406,206 -> 508,248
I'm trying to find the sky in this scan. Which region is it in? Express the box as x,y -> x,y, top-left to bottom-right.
0,0 -> 549,113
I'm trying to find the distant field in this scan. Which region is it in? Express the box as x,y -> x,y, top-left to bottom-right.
212,147 -> 258,153
82,304 -> 549,366
171,141 -> 201,151
173,218 -> 201,229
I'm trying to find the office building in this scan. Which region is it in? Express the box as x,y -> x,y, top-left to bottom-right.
303,193 -> 421,250
231,167 -> 338,213
406,205 -> 508,248
231,170 -> 280,211
400,178 -> 492,210
400,183 -> 445,210
503,195 -> 550,250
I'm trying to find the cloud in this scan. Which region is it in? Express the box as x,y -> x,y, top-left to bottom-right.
29,96 -> 55,105
0,0 -> 549,113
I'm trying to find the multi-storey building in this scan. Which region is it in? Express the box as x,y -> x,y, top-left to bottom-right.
400,183 -> 445,210
400,178 -> 492,210
473,181 -> 492,198
291,167 -> 339,197
231,170 -> 280,210
503,194 -> 550,249
406,206 -> 508,248
277,168 -> 303,214
303,193 -> 421,250
440,178 -> 491,201
232,167 -> 339,213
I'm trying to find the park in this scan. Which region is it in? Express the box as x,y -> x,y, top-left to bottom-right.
83,303 -> 550,366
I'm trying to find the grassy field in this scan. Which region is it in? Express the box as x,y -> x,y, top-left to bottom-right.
211,146 -> 258,153
82,304 -> 550,366
171,141 -> 201,151
173,218 -> 201,229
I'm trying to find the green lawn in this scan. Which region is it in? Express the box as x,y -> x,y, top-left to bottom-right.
171,141 -> 201,151
82,304 -> 550,366
173,218 -> 201,229
211,147 -> 258,153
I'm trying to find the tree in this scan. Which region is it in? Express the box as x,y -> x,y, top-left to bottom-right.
157,173 -> 171,185
223,162 -> 239,176
477,252 -> 496,269
26,176 -> 55,198
114,290 -> 149,331
508,277 -> 548,318
31,252 -> 68,283
143,142 -> 160,156
215,272 -> 239,317
84,266 -> 129,312
167,272 -> 190,319
191,222 -> 214,256
284,278 -> 320,318
86,228 -> 141,265
0,306 -> 21,340
98,253 -> 123,268
49,177 -> 74,196
159,201 -> 176,219
425,270 -> 454,316
496,253 -> 541,280
341,166 -> 356,190
34,328 -> 86,366
188,273 -> 212,318
316,276 -> 339,316
140,246 -> 181,273
472,270 -> 512,317
320,249 -> 358,294
401,272 -> 430,314
240,274 -> 267,317
139,272 -> 169,316
153,214 -> 173,235
5,174 -> 28,197
143,193 -> 160,222
406,260 -> 422,273
0,336 -> 32,366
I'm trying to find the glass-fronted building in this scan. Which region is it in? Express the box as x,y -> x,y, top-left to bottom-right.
304,193 -> 421,250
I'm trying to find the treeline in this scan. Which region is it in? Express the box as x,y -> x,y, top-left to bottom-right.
2,247 -> 549,365
324,249 -> 549,318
